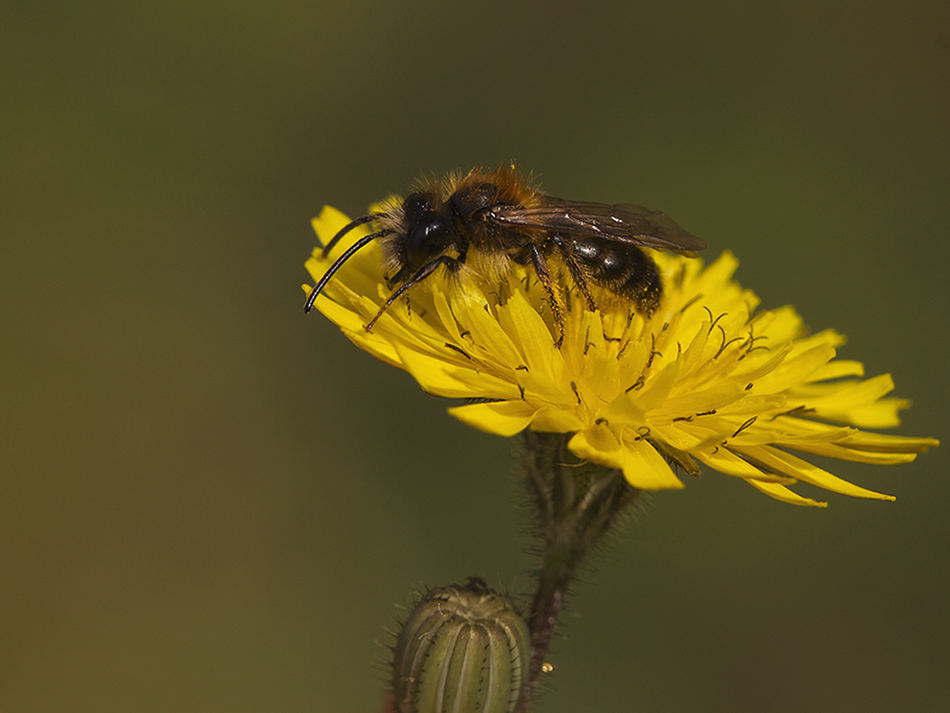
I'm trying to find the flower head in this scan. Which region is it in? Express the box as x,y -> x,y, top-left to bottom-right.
304,206 -> 937,507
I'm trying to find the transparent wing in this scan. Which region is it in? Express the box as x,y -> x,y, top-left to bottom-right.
489,196 -> 706,254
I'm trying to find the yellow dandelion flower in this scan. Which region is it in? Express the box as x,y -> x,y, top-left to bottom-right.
303,205 -> 937,507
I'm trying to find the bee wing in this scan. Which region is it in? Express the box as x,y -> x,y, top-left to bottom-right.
489,197 -> 706,254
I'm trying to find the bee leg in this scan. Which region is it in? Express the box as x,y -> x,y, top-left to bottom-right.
365,255 -> 459,332
525,243 -> 565,348
550,234 -> 598,311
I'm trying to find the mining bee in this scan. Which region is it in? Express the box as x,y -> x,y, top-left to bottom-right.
304,166 -> 705,344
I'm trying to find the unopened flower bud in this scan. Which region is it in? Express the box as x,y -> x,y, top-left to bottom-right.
392,578 -> 530,713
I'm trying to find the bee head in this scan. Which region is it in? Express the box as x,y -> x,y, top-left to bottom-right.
402,192 -> 453,268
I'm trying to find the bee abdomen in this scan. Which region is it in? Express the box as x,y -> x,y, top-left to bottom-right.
571,238 -> 661,314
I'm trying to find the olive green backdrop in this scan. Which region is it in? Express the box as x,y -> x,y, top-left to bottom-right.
2,1 -> 948,712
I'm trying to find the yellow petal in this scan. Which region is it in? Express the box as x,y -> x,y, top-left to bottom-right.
697,447 -> 790,481
746,446 -> 895,501
618,440 -> 685,490
448,400 -> 536,436
746,479 -> 829,507
568,429 -> 623,470
500,289 -> 560,380
530,406 -> 585,433
752,343 -> 837,393
395,343 -> 518,399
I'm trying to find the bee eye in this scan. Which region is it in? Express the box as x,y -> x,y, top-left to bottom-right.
408,219 -> 450,264
400,192 -> 453,266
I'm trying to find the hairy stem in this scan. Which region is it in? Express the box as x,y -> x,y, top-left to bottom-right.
515,432 -> 640,712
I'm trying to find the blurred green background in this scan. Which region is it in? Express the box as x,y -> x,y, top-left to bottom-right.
2,1 -> 948,711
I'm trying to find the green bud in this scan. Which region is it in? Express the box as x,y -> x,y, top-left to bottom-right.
392,578 -> 531,713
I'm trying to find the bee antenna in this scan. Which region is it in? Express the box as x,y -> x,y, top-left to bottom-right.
304,229 -> 393,313
321,213 -> 386,257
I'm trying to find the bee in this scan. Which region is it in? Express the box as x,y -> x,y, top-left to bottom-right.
304,166 -> 705,345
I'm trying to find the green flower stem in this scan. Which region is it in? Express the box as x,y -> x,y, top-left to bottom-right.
516,432 -> 641,712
